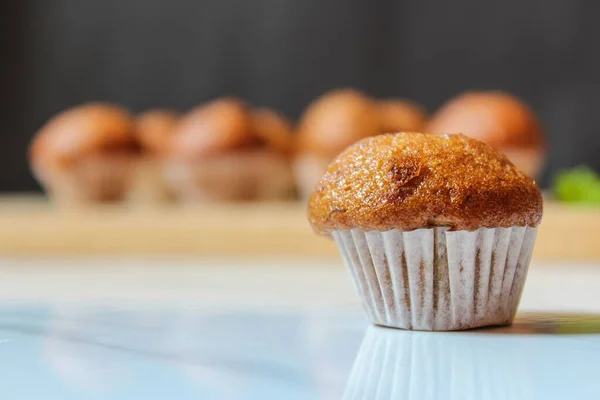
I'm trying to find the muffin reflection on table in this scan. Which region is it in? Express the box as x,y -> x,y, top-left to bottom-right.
427,91 -> 546,179
164,98 -> 295,202
128,109 -> 179,203
29,103 -> 138,204
343,326 -> 532,400
308,133 -> 543,331
305,314 -> 367,400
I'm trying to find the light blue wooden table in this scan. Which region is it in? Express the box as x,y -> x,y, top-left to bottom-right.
0,258 -> 597,399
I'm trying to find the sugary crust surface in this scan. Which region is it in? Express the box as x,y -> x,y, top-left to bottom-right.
135,109 -> 179,155
308,132 -> 543,233
377,99 -> 427,134
427,91 -> 545,150
30,103 -> 135,165
296,89 -> 380,158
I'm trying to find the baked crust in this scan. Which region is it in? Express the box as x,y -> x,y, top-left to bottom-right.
308,132 -> 543,233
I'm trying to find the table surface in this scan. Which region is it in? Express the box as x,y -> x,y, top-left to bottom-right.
0,258 -> 599,399
1,196 -> 599,260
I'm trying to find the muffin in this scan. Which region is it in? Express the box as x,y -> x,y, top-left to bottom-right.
164,98 -> 294,202
29,103 -> 138,204
308,133 -> 543,331
294,89 -> 380,199
128,109 -> 179,203
377,99 -> 427,134
134,109 -> 179,155
250,108 -> 295,156
427,91 -> 546,179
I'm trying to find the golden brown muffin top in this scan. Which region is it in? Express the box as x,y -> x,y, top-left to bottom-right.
377,99 -> 427,134
169,98 -> 253,159
296,89 -> 380,158
427,91 -> 545,150
250,108 -> 294,155
308,132 -> 543,233
30,103 -> 136,166
134,109 -> 179,155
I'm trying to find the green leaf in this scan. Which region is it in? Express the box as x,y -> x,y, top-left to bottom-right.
553,166 -> 600,204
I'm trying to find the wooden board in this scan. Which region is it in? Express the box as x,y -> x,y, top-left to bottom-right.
0,196 -> 598,260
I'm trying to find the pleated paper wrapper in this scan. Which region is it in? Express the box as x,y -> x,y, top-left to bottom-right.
332,226 -> 537,331
343,326 -> 533,400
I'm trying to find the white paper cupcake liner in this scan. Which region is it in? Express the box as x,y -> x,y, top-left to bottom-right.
332,226 -> 537,331
343,326 -> 533,400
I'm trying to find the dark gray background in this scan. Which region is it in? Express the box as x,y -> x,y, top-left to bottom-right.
2,0 -> 599,191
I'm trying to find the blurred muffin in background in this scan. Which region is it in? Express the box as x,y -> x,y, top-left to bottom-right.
29,103 -> 138,204
376,99 -> 427,134
249,107 -> 296,197
164,98 -> 295,202
134,109 -> 179,156
294,89 -> 380,199
250,108 -> 295,156
128,109 -> 179,203
427,91 -> 546,179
